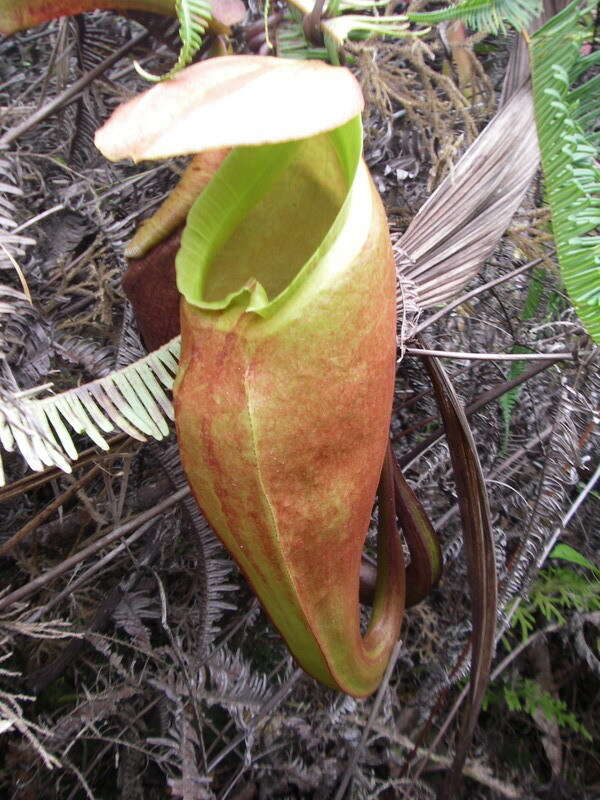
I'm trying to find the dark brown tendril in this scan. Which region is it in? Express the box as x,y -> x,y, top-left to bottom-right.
303,0 -> 327,46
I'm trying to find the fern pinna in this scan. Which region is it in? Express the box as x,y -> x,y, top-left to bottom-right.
529,0 -> 600,343
407,0 -> 543,34
135,0 -> 213,82
0,339 -> 179,483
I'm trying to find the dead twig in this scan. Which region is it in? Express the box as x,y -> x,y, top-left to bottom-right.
0,434 -> 131,503
410,257 -> 544,336
0,30 -> 149,147
26,516 -> 159,621
334,639 -> 403,800
27,525 -> 162,690
0,486 -> 187,612
373,723 -> 521,799
398,360 -> 561,470
404,347 -> 584,361
0,464 -> 101,558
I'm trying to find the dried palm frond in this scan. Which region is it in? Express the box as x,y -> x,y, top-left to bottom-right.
396,84 -> 540,315
395,0 -> 580,323
499,0 -> 570,102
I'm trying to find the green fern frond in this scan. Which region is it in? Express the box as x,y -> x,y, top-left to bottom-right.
509,564 -> 600,642
0,338 -> 180,486
407,0 -> 542,34
276,18 -> 329,59
529,0 -> 600,343
502,678 -> 592,740
135,0 -> 212,83
571,47 -> 600,80
570,73 -> 600,139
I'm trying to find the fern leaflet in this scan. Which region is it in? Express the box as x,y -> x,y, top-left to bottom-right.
407,0 -> 542,34
529,0 -> 600,342
0,338 -> 180,485
135,0 -> 212,83
509,565 -> 600,643
486,677 -> 593,740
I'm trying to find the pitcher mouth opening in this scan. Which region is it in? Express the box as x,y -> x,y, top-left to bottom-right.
175,116 -> 363,316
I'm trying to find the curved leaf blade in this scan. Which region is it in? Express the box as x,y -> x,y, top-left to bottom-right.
419,348 -> 497,796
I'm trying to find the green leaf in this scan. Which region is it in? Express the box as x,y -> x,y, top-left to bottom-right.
176,116 -> 363,315
490,678 -> 593,740
135,0 -> 212,83
508,602 -> 536,644
512,564 -> 600,643
549,543 -> 598,572
521,679 -> 592,740
408,0 -> 542,34
529,0 -> 600,342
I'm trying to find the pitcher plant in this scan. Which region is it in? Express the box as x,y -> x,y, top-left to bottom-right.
94,55 -> 417,695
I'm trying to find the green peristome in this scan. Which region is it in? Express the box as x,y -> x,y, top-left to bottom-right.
176,116 -> 363,316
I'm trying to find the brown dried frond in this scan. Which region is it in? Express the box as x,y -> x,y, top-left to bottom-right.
506,204 -> 556,270
349,38 -> 487,188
